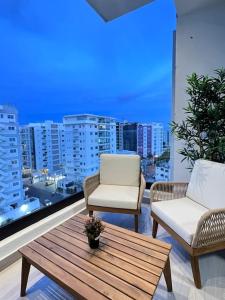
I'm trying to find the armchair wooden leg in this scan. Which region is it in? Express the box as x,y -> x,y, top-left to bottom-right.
134,215 -> 138,233
191,255 -> 201,289
152,219 -> 158,238
89,210 -> 93,217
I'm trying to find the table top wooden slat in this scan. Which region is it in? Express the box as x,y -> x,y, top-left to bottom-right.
56,223 -> 166,270
19,214 -> 171,300
76,213 -> 171,250
28,241 -> 136,300
41,233 -> 156,295
60,220 -> 168,264
36,235 -> 153,299
67,218 -> 169,255
50,226 -> 163,276
42,231 -> 159,284
20,245 -> 108,300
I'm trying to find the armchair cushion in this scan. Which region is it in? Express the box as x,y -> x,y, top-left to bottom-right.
100,154 -> 140,187
88,184 -> 139,210
186,159 -> 225,209
152,197 -> 208,244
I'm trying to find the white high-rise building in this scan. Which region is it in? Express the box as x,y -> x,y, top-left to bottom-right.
63,114 -> 116,184
20,126 -> 36,170
137,122 -> 164,158
59,123 -> 66,167
22,121 -> 64,173
0,105 -> 40,226
151,123 -> 164,157
0,105 -> 24,211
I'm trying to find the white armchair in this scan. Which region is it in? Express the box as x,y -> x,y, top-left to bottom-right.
150,159 -> 225,288
83,154 -> 146,232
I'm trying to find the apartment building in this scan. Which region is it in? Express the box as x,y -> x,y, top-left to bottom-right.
63,114 -> 116,184
116,122 -> 124,150
151,123 -> 164,156
164,129 -> 170,148
117,121 -> 164,158
137,124 -> 152,158
20,126 -> 36,170
0,105 -> 24,212
116,122 -> 137,152
21,121 -> 64,174
155,162 -> 170,181
59,123 -> 66,167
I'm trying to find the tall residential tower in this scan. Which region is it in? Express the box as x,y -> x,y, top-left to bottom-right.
0,105 -> 24,211
63,114 -> 116,183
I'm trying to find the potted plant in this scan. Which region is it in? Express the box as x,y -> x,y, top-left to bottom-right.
84,216 -> 105,249
171,68 -> 225,168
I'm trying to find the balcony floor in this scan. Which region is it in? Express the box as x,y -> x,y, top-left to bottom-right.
1,203 -> 225,300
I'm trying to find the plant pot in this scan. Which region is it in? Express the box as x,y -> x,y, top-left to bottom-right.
88,235 -> 100,249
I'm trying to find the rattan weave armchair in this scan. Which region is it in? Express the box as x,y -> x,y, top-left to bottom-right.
84,154 -> 146,232
150,160 -> 225,289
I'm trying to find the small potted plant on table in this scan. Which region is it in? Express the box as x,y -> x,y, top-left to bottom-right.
84,216 -> 105,249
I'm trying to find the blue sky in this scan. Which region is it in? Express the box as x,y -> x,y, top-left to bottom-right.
0,0 -> 176,126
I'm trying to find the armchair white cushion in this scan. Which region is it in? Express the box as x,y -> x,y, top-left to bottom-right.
88,184 -> 139,209
186,159 -> 225,209
152,197 -> 208,244
100,154 -> 140,186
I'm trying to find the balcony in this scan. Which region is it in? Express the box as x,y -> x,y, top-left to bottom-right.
1,202 -> 225,299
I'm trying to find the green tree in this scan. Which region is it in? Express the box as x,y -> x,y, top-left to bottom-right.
156,149 -> 170,164
171,68 -> 225,168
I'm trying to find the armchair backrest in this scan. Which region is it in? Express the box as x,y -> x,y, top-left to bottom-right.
100,154 -> 140,187
186,159 -> 225,209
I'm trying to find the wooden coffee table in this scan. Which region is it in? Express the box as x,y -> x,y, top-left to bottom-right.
19,214 -> 172,299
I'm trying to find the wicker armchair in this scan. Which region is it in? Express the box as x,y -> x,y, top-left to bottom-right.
150,160 -> 225,289
84,154 -> 146,232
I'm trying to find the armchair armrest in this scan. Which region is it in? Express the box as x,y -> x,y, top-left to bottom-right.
83,172 -> 100,205
137,173 -> 146,210
150,182 -> 188,202
192,208 -> 225,248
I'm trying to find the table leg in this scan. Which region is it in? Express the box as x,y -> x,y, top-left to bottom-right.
20,256 -> 31,297
163,257 -> 172,292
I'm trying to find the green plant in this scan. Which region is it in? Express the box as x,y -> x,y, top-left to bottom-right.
156,149 -> 170,165
171,68 -> 225,168
84,216 -> 105,239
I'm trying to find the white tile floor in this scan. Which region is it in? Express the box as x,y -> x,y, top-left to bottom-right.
1,204 -> 225,300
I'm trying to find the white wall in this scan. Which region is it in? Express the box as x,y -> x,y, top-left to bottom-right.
172,0 -> 225,181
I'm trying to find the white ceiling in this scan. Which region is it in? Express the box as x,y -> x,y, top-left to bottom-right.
86,0 -> 153,22
175,0 -> 218,16
86,0 -> 220,22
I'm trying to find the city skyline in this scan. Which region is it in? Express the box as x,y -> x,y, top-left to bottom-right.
0,104 -> 167,226
0,0 -> 176,126
2,103 -> 166,128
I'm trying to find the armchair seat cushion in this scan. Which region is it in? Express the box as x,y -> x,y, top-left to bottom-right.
152,197 -> 208,244
88,184 -> 139,210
